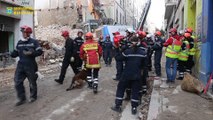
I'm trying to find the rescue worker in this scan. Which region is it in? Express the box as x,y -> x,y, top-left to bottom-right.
111,36 -> 146,115
146,34 -> 154,71
10,25 -> 43,106
55,31 -> 76,84
80,32 -> 102,94
163,28 -> 182,84
138,31 -> 148,102
73,31 -> 84,72
185,28 -> 195,74
98,36 -> 104,58
103,35 -> 113,66
153,31 -> 164,76
177,33 -> 190,80
113,31 -> 123,81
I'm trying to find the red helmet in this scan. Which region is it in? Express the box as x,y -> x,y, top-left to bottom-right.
185,28 -> 193,34
113,31 -> 120,35
138,31 -> 147,38
85,32 -> 93,39
169,28 -> 177,33
184,33 -> 191,38
21,25 -> 32,34
61,30 -> 69,37
155,31 -> 162,36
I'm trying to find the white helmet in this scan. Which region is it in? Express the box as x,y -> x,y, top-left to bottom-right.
147,34 -> 152,38
179,30 -> 184,35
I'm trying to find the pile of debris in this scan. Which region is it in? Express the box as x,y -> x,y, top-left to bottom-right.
35,24 -> 81,42
35,24 -> 82,65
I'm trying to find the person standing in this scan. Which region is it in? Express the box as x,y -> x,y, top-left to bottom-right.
80,32 -> 102,94
111,36 -> 146,115
163,28 -> 182,84
185,28 -> 196,74
146,34 -> 154,71
103,35 -> 113,66
177,33 -> 190,80
55,31 -> 76,84
10,25 -> 43,106
153,31 -> 164,77
73,30 -> 84,72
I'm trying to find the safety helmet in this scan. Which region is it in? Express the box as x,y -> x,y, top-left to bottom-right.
85,32 -> 93,39
155,31 -> 162,36
138,31 -> 147,38
61,30 -> 69,37
147,34 -> 152,38
184,33 -> 191,38
179,30 -> 184,35
169,28 -> 177,33
20,25 -> 32,34
185,28 -> 193,34
113,31 -> 120,35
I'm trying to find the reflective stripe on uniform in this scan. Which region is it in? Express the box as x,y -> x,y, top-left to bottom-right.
131,99 -> 139,102
116,97 -> 123,100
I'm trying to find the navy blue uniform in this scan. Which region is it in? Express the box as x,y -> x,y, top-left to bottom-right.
11,38 -> 43,101
115,46 -> 146,108
139,40 -> 148,96
73,36 -> 84,71
58,38 -> 75,82
153,36 -> 164,76
103,39 -> 113,65
146,38 -> 154,71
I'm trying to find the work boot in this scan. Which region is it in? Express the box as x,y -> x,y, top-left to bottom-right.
55,79 -> 63,84
93,83 -> 98,94
131,107 -> 137,115
88,82 -> 93,89
29,97 -> 37,103
177,77 -> 183,80
15,99 -> 26,106
93,78 -> 98,94
111,105 -> 122,113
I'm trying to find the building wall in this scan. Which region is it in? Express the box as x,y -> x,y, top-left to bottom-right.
0,0 -> 33,52
199,0 -> 213,84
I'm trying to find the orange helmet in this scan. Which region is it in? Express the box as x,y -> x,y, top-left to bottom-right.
85,32 -> 93,39
184,33 -> 191,38
21,25 -> 32,34
169,28 -> 177,33
155,31 -> 162,36
138,31 -> 147,38
185,28 -> 193,34
61,30 -> 69,37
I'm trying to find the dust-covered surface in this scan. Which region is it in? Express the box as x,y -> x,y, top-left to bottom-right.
147,65 -> 213,120
0,60 -> 123,120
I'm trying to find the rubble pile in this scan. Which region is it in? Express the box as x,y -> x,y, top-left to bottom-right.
35,24 -> 82,65
35,24 -> 81,42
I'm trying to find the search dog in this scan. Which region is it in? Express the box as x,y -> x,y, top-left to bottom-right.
66,68 -> 88,91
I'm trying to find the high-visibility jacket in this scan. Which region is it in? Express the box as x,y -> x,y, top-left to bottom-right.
165,37 -> 182,59
178,40 -> 190,61
80,40 -> 102,68
189,36 -> 196,56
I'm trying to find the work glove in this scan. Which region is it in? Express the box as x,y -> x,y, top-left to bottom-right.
70,57 -> 75,62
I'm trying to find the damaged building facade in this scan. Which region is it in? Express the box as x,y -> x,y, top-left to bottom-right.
0,0 -> 34,53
